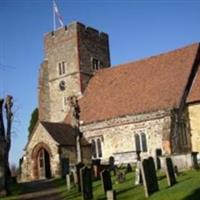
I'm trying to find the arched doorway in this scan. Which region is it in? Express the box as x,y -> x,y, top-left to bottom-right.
37,148 -> 51,179
32,142 -> 52,180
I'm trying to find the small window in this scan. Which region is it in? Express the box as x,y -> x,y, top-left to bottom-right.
91,137 -> 103,159
92,58 -> 102,70
141,133 -> 148,152
58,61 -> 66,75
97,138 -> 102,158
91,139 -> 97,158
135,134 -> 141,152
134,132 -> 148,152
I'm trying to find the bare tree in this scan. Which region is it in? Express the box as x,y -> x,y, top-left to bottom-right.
0,96 -> 13,197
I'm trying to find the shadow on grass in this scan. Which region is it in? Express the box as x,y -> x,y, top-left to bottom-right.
116,186 -> 136,195
182,188 -> 200,200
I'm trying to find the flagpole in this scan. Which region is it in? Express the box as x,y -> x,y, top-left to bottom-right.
53,0 -> 56,31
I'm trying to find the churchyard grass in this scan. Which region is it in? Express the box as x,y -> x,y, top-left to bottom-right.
55,169 -> 200,200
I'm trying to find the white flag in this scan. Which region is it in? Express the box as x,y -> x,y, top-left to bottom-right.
53,0 -> 64,29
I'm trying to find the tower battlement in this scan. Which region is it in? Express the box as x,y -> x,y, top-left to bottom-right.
44,22 -> 108,43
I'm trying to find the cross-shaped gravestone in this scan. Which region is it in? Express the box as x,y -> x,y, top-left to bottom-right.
165,157 -> 176,187
141,157 -> 159,197
80,166 -> 93,200
101,169 -> 112,193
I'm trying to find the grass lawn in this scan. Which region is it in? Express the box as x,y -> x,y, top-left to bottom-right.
55,169 -> 200,200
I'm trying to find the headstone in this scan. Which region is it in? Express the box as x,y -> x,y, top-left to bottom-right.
92,159 -> 101,179
80,166 -> 93,200
116,171 -> 125,183
135,160 -> 142,185
101,169 -> 112,193
126,163 -> 132,173
155,149 -> 162,170
191,152 -> 199,169
106,190 -> 116,200
174,165 -> 179,177
109,156 -> 116,175
76,162 -> 85,192
61,158 -> 69,177
135,151 -> 142,185
165,157 -> 176,187
66,174 -> 71,190
141,157 -> 159,197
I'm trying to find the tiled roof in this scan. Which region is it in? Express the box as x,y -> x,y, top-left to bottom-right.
187,68 -> 200,103
78,43 -> 200,124
41,121 -> 89,146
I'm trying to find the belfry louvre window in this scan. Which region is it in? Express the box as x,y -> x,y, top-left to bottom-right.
92,58 -> 102,70
58,61 -> 66,75
134,132 -> 148,152
91,137 -> 103,159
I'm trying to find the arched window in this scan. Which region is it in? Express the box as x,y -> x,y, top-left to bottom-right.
135,134 -> 141,152
141,133 -> 148,152
91,139 -> 97,158
97,138 -> 102,158
91,137 -> 103,159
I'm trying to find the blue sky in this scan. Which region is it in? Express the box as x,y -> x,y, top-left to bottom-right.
0,0 -> 200,166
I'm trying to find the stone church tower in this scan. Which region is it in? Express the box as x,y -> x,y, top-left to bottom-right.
39,22 -> 110,122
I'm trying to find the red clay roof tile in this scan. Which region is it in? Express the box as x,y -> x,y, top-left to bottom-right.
66,43 -> 200,124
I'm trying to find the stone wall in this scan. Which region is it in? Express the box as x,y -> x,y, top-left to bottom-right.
188,103 -> 200,153
20,123 -> 60,182
80,110 -> 172,164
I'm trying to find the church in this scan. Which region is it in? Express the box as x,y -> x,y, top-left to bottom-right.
20,21 -> 200,182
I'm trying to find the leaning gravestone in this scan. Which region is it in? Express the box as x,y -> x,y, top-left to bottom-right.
101,169 -> 112,193
141,157 -> 159,197
165,157 -> 176,187
76,162 -> 85,192
80,166 -> 93,200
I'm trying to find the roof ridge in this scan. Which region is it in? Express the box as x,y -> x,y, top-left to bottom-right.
96,42 -> 200,75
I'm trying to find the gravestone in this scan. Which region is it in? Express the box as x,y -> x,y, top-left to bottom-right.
106,190 -> 116,200
155,149 -> 162,170
66,174 -> 71,190
135,160 -> 142,185
126,163 -> 132,173
191,152 -> 199,169
61,158 -> 69,177
174,165 -> 179,177
76,162 -> 85,192
80,166 -> 93,200
92,159 -> 101,179
165,157 -> 176,187
135,151 -> 142,185
109,156 -> 116,176
116,171 -> 125,183
141,157 -> 159,197
101,169 -> 112,193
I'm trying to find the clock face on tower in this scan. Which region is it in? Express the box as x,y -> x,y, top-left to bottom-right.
59,80 -> 65,91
